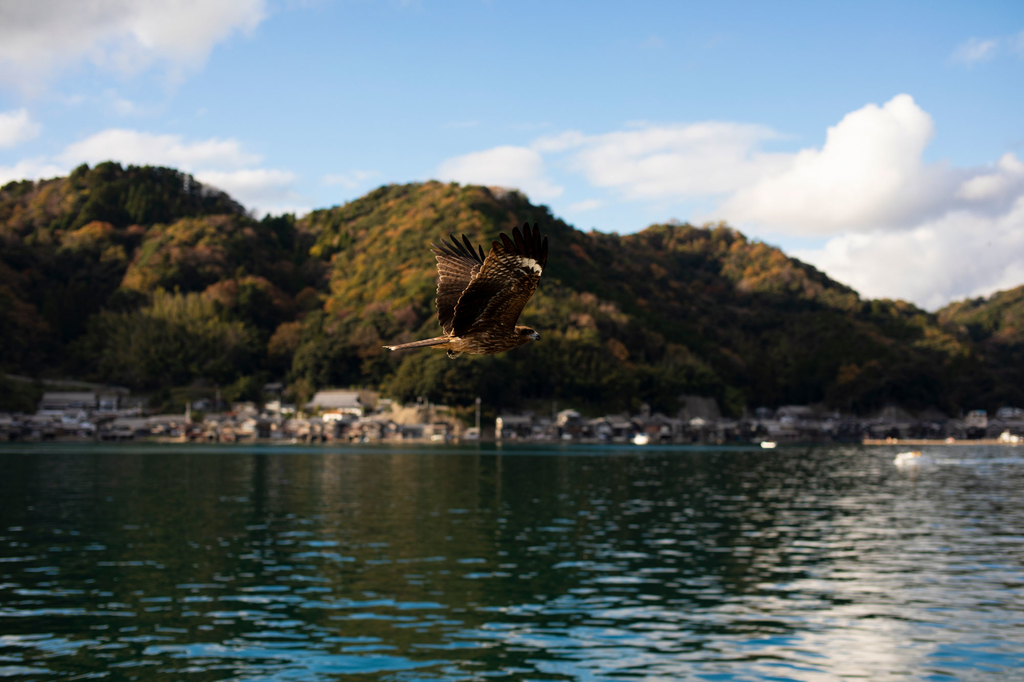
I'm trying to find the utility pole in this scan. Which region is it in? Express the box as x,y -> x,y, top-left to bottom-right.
475,396 -> 481,433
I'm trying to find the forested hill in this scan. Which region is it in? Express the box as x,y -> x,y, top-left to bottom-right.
1,162 -> 1020,415
937,285 -> 1024,406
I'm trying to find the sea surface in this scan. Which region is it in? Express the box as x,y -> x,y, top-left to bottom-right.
1,443 -> 1023,681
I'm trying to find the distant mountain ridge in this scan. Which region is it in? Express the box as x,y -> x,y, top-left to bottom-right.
1,162 -> 1021,415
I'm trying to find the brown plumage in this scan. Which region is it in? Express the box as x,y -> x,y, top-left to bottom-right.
384,222 -> 548,359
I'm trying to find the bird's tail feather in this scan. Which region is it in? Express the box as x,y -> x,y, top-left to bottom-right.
384,336 -> 451,351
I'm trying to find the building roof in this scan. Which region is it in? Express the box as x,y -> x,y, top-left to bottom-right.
39,392 -> 97,407
41,391 -> 96,400
496,415 -> 533,426
306,390 -> 363,410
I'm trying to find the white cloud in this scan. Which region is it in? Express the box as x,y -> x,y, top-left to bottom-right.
102,89 -> 145,116
709,94 -> 1024,306
195,168 -> 306,216
795,198 -> 1024,310
950,37 -> 999,65
57,128 -> 306,216
567,199 -> 604,213
0,109 -> 42,147
956,153 -> 1024,201
59,128 -> 260,170
948,31 -> 1024,65
537,123 -> 788,199
0,0 -> 267,90
112,98 -> 137,116
437,145 -> 563,200
536,97 -> 1021,240
2,125 -> 304,216
195,168 -> 296,198
322,170 -> 380,189
532,130 -> 586,153
519,94 -> 1024,307
718,95 -> 955,233
0,158 -> 66,187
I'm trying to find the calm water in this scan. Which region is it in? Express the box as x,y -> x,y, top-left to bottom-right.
1,443 -> 1024,681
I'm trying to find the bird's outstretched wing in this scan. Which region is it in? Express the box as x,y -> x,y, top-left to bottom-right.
450,223 -> 548,338
431,233 -> 486,335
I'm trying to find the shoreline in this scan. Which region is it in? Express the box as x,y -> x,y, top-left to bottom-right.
862,438 -> 1020,446
3,436 -> 1022,447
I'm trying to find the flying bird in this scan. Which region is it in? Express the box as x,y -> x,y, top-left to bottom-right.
384,222 -> 548,359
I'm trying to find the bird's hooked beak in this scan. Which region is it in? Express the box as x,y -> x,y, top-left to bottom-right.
530,331 -> 541,341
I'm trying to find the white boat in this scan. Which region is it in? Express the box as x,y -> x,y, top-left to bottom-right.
894,450 -> 933,467
632,433 -> 651,445
760,441 -> 777,449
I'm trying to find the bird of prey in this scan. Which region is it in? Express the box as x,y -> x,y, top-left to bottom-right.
384,222 -> 548,359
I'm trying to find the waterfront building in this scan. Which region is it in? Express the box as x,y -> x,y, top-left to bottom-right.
305,390 -> 366,416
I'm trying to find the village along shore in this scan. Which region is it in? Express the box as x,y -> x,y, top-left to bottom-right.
3,384 -> 1022,447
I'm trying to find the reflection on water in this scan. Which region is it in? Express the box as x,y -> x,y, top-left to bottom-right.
2,443 -> 1024,680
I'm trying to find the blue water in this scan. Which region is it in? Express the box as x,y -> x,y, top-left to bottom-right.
1,443 -> 1023,680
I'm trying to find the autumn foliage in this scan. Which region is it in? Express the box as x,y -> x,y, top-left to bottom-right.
1,163 -> 1021,415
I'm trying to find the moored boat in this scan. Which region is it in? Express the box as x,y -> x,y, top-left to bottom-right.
894,450 -> 934,467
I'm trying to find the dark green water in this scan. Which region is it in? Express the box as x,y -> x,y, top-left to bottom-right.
2,443 -> 1024,680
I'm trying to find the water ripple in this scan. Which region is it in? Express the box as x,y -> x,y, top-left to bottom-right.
1,444 -> 1023,679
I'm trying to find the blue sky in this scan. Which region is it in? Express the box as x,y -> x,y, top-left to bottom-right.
1,0 -> 1022,309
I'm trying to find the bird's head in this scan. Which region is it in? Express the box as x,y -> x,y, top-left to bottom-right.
516,326 -> 541,343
